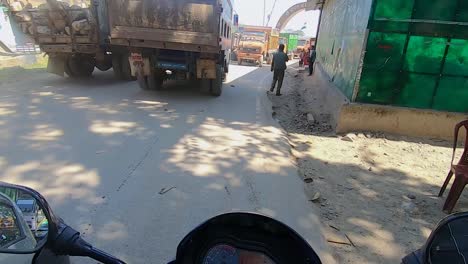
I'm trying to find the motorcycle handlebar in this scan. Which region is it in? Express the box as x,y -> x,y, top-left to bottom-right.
86,247 -> 126,264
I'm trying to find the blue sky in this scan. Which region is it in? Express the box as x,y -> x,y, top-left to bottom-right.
233,0 -> 321,37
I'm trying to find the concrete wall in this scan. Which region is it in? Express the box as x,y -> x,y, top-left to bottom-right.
337,104 -> 468,141
315,0 -> 373,99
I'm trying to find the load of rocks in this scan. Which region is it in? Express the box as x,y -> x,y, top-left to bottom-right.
11,0 -> 93,36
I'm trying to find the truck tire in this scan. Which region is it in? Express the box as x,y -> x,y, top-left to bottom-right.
238,59 -> 242,65
151,71 -> 164,90
148,74 -> 164,91
112,56 -> 123,79
136,65 -> 163,90
67,56 -> 94,78
136,69 -> 150,90
121,55 -> 135,81
112,54 -> 135,81
64,60 -> 75,78
210,65 -> 223,97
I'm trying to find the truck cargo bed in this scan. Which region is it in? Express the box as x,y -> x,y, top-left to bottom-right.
107,0 -> 220,50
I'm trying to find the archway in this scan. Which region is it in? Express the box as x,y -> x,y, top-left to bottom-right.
275,1 -> 322,31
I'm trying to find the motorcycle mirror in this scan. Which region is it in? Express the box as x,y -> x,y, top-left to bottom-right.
402,212 -> 468,264
425,212 -> 468,264
0,183 -> 53,254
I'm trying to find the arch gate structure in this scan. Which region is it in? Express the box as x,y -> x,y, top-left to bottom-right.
275,1 -> 323,31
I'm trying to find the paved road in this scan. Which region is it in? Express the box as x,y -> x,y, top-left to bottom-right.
0,65 -> 333,263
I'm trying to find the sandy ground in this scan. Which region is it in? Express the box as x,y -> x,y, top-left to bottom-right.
268,65 -> 468,263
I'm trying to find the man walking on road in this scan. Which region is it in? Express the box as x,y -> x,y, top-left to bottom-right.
270,44 -> 289,96
308,46 -> 317,76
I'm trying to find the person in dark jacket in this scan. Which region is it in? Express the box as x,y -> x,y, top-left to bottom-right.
270,44 -> 289,96
308,46 -> 317,76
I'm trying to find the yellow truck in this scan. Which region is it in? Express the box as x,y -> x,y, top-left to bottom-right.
237,25 -> 277,67
266,29 -> 279,64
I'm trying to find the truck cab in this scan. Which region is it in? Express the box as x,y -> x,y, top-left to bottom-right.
237,32 -> 267,67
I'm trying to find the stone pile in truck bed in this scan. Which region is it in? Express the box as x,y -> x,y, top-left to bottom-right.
12,0 -> 93,37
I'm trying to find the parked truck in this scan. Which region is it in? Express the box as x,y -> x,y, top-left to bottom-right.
104,0 -> 233,96
8,0 -> 135,80
266,29 -> 279,64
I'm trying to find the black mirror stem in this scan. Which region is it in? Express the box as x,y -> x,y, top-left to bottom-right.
51,223 -> 126,264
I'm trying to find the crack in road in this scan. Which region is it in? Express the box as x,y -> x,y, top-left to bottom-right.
116,137 -> 159,191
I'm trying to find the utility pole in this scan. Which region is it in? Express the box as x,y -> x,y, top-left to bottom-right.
263,0 -> 266,26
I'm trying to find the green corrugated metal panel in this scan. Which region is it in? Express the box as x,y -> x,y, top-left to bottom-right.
403,36 -> 447,74
363,32 -> 406,70
316,0 -> 374,99
355,0 -> 468,113
356,69 -> 397,104
413,0 -> 457,21
374,0 -> 413,19
459,2 -> 468,22
370,0 -> 468,39
394,74 -> 437,108
433,77 -> 468,112
444,39 -> 468,76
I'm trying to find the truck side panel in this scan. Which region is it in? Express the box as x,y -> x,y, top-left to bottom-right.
109,0 -> 216,32
107,0 -> 220,48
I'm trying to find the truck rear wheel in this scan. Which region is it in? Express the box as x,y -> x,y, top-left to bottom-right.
64,60 -> 75,78
121,55 -> 135,81
136,66 -> 150,90
136,66 -> 163,91
209,65 -> 223,97
148,75 -> 164,91
238,59 -> 242,65
112,56 -> 123,79
67,56 -> 94,78
113,54 -> 135,81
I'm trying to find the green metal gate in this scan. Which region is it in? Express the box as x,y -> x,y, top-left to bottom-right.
355,0 -> 468,113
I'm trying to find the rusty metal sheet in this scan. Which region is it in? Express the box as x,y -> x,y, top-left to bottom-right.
40,44 -> 97,54
125,39 -> 220,53
108,0 -> 217,34
111,26 -> 217,46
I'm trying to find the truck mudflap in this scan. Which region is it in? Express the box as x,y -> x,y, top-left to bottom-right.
47,55 -> 67,77
129,53 -> 150,77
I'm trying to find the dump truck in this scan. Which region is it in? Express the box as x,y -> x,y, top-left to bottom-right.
103,0 -> 233,96
266,28 -> 279,64
8,0 -> 134,80
236,25 -> 272,67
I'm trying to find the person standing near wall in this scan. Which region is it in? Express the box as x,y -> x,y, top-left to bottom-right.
308,45 -> 316,76
270,44 -> 289,96
299,49 -> 305,67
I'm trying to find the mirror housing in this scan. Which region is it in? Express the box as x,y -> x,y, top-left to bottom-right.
0,182 -> 59,254
402,212 -> 468,264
